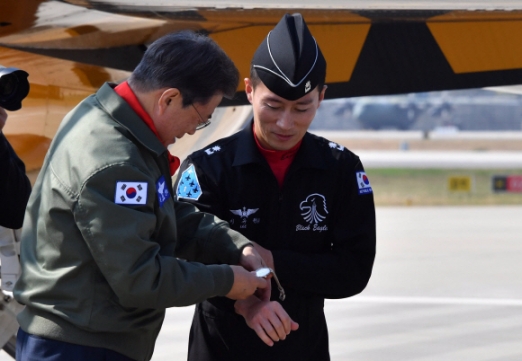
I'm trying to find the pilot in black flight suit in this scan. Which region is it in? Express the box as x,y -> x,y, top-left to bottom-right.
175,13 -> 376,361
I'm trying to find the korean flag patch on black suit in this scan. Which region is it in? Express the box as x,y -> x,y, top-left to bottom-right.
356,171 -> 373,195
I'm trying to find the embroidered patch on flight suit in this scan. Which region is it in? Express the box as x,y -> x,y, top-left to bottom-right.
230,207 -> 259,229
356,171 -> 373,195
328,141 -> 344,151
156,175 -> 171,207
295,194 -> 329,232
204,146 -> 221,156
114,181 -> 148,205
176,164 -> 202,200
300,194 -> 328,224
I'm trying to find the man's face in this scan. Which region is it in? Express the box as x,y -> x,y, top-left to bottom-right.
154,90 -> 223,147
245,78 -> 326,151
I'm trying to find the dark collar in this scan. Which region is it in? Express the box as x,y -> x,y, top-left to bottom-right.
96,82 -> 166,157
232,121 -> 266,167
232,120 -> 330,171
293,131 -> 332,171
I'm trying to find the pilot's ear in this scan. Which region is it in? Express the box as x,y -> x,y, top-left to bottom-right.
244,78 -> 254,104
317,85 -> 327,106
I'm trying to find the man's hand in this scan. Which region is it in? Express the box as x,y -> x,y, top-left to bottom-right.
239,245 -> 265,271
251,242 -> 274,270
0,107 -> 7,131
239,245 -> 272,301
235,296 -> 299,346
225,266 -> 268,300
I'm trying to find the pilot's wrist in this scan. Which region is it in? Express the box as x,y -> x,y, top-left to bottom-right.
234,295 -> 259,316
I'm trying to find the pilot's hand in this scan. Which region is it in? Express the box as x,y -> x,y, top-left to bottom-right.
239,245 -> 265,271
226,266 -> 268,300
0,107 -> 7,131
234,296 -> 299,346
251,241 -> 274,271
239,245 -> 271,301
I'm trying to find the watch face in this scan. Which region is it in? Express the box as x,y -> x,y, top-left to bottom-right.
255,267 -> 272,278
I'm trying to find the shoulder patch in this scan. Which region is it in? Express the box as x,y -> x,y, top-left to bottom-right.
328,141 -> 344,151
156,175 -> 171,207
356,171 -> 373,195
204,145 -> 222,156
176,164 -> 203,200
115,181 -> 148,205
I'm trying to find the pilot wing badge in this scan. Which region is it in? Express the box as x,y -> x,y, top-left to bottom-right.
356,171 -> 373,195
177,164 -> 203,201
115,181 -> 148,205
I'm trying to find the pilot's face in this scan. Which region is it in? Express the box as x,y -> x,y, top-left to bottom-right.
245,78 -> 326,151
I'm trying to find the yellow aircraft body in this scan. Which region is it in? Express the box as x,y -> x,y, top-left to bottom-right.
2,1 -> 522,171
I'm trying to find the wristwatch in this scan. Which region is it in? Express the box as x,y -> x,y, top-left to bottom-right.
255,267 -> 286,301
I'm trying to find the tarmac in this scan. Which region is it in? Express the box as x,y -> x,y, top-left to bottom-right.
354,150 -> 522,169
2,206 -> 521,361
310,130 -> 522,169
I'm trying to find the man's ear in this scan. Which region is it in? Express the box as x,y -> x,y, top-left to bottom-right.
318,85 -> 327,106
244,78 -> 254,104
158,88 -> 181,115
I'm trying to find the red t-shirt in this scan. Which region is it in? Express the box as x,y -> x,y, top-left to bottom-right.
254,127 -> 301,188
114,81 -> 180,176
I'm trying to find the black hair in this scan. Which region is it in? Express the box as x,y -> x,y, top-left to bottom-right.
129,31 -> 239,107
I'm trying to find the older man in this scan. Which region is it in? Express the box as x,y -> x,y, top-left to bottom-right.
14,31 -> 267,361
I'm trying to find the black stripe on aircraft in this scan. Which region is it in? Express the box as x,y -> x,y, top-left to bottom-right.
224,17 -> 522,105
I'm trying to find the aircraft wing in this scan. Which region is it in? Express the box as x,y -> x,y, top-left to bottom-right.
4,1 -> 522,101
2,0 -> 522,170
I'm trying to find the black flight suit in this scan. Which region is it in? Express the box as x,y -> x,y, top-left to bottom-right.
0,132 -> 31,229
174,124 -> 376,361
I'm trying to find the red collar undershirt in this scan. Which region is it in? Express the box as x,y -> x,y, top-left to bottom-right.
253,125 -> 302,188
114,81 -> 180,176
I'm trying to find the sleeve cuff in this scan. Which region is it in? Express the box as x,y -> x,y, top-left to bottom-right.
208,264 -> 234,297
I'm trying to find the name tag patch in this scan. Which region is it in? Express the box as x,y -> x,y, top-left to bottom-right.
356,172 -> 373,195
115,181 -> 148,205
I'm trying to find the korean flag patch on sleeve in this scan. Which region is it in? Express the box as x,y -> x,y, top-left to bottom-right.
177,164 -> 202,200
356,171 -> 373,195
115,181 -> 148,205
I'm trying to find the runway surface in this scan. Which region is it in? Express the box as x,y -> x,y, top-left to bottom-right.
2,206 -> 521,360
309,130 -> 522,169
355,151 -> 522,169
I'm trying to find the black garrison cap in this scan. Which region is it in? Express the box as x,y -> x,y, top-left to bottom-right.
252,13 -> 326,101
